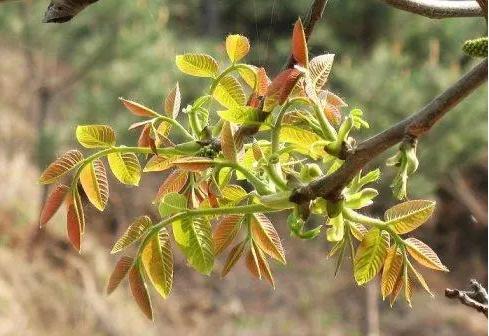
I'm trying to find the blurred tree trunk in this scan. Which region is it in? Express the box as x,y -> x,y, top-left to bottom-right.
201,0 -> 219,36
365,281 -> 380,336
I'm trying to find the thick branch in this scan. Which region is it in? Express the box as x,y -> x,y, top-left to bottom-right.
445,279 -> 488,317
381,0 -> 484,18
291,58 -> 488,203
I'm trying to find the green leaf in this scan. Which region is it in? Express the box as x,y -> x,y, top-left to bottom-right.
218,106 -> 261,125
326,213 -> 345,242
175,53 -> 218,78
354,228 -> 389,285
76,125 -> 116,148
159,192 -> 187,217
107,152 -> 141,186
39,150 -> 84,184
107,256 -> 134,295
225,34 -> 250,62
79,159 -> 109,211
213,75 -> 246,109
385,200 -> 435,234
172,216 -> 214,275
141,228 -> 173,298
111,216 -> 152,254
279,125 -> 324,159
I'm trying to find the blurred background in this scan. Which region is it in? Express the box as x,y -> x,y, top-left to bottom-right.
0,0 -> 487,335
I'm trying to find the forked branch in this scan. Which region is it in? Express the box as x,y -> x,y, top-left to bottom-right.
445,279 -> 488,317
381,0 -> 484,18
290,58 -> 488,204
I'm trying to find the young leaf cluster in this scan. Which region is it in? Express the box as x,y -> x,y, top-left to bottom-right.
39,20 -> 448,319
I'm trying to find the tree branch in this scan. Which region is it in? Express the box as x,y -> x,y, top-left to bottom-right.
380,0 -> 484,18
290,58 -> 488,204
445,279 -> 488,317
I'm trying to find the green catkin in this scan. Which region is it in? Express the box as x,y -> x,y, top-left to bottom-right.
463,37 -> 488,58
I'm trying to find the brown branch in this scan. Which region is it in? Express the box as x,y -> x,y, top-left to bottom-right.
234,0 -> 329,143
290,58 -> 488,204
445,279 -> 488,317
381,0 -> 484,18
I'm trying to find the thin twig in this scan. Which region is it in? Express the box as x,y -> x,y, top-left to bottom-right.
445,279 -> 488,317
290,58 -> 488,203
381,0 -> 483,18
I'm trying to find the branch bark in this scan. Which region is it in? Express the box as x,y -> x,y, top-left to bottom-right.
380,0 -> 484,18
445,279 -> 488,317
290,58 -> 488,204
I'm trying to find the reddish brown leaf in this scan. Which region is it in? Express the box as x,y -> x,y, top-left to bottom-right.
255,244 -> 275,288
154,170 -> 188,202
266,68 -> 302,106
324,105 -> 342,126
129,265 -> 153,320
292,18 -> 308,66
40,184 -> 69,228
256,67 -> 270,96
246,244 -> 261,279
66,194 -> 81,252
39,150 -> 84,184
326,91 -> 348,107
173,157 -> 214,172
213,215 -> 242,255
120,98 -> 157,117
128,120 -> 152,130
106,256 -> 134,295
221,240 -> 246,277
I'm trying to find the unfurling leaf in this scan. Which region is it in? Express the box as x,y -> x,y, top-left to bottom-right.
129,264 -> 153,320
164,83 -> 181,119
292,18 -> 308,66
385,200 -> 435,234
120,98 -> 158,117
176,53 -> 219,78
408,262 -> 433,296
39,150 -> 84,184
154,170 -> 188,202
141,229 -> 173,298
354,228 -> 389,285
159,192 -> 187,217
40,184 -> 69,227
213,75 -> 246,109
173,157 -> 214,172
250,213 -> 286,264
107,256 -> 134,295
326,213 -> 345,242
172,216 -> 214,275
226,34 -> 250,62
111,216 -> 152,254
107,152 -> 141,186
76,125 -> 116,148
381,247 -> 403,298
79,159 -> 109,211
221,240 -> 246,277
220,121 -> 237,162
404,237 -> 448,272
247,241 -> 275,288
213,215 -> 243,255
264,68 -> 301,110
279,125 -> 323,158
143,155 -> 180,172
349,221 -> 367,241
309,54 -> 335,91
